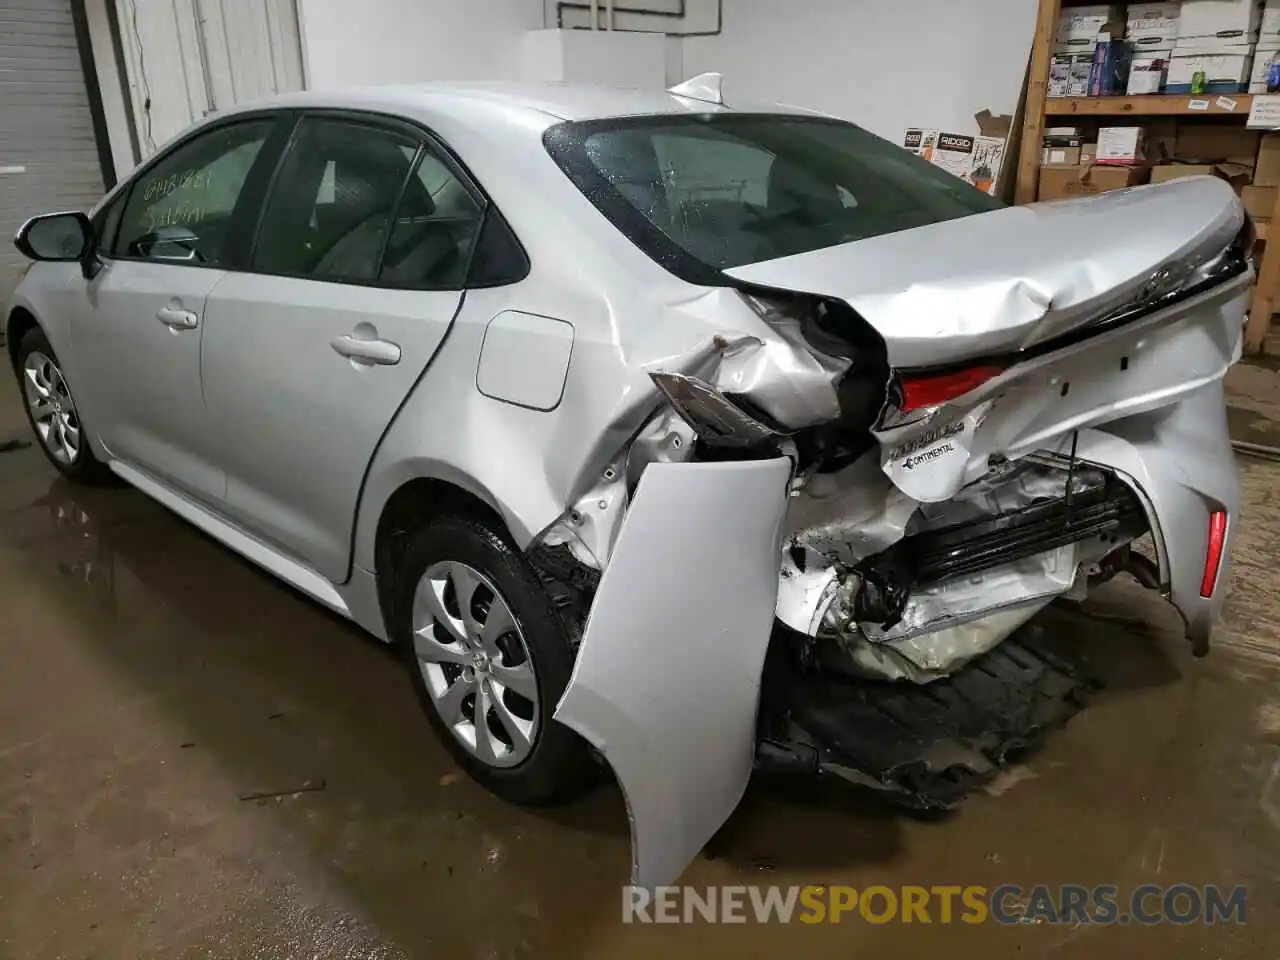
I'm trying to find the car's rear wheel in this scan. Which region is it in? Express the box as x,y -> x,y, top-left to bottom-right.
393,513 -> 596,805
15,328 -> 112,484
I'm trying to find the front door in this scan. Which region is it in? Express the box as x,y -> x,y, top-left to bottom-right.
72,118 -> 278,504
201,115 -> 484,581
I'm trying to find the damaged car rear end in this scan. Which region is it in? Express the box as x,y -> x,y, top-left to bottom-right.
538,112 -> 1249,889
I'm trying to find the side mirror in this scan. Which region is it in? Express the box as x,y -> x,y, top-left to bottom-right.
14,211 -> 102,280
14,211 -> 95,262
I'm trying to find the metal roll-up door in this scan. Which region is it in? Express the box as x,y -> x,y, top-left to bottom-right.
0,0 -> 106,309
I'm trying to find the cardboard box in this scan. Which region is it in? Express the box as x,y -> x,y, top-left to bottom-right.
967,110 -> 1011,196
1053,39 -> 1100,56
1151,162 -> 1217,182
1149,161 -> 1253,184
1098,126 -> 1146,164
1057,4 -> 1124,44
1177,0 -> 1263,40
1043,145 -> 1084,166
922,130 -> 976,181
913,113 -> 1010,198
1175,125 -> 1261,163
1128,1 -> 1181,41
1049,52 -> 1096,96
1264,0 -> 1280,37
1038,164 -> 1148,201
1128,54 -> 1170,93
903,128 -> 928,154
1130,32 -> 1180,54
1255,134 -> 1280,186
1167,47 -> 1254,93
1173,36 -> 1258,54
1243,184 -> 1278,219
1142,118 -> 1180,163
1082,142 -> 1098,163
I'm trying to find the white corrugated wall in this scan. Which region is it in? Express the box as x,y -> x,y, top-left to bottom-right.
114,0 -> 304,158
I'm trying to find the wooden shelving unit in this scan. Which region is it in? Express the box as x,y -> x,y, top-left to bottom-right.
1018,0 -> 1280,353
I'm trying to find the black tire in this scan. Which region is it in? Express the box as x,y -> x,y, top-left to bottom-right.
392,512 -> 596,805
14,327 -> 114,485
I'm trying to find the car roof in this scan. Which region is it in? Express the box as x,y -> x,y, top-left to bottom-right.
231,79 -> 823,129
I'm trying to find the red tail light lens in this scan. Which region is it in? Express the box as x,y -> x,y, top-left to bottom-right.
900,365 -> 1002,413
1199,509 -> 1228,598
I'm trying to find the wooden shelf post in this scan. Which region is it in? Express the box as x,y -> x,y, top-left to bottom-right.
1015,0 -> 1063,204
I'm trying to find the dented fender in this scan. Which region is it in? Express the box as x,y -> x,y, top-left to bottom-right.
554,457 -> 792,889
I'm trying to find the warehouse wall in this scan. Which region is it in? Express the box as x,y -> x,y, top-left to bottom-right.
298,0 -> 1033,140
103,0 -> 304,160
683,0 -> 1036,141
296,0 -> 545,89
92,0 -> 1036,169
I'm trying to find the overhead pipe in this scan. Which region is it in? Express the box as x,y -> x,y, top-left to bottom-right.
557,0 -> 724,36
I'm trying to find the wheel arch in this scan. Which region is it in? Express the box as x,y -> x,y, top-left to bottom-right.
370,474 -> 513,637
5,306 -> 40,371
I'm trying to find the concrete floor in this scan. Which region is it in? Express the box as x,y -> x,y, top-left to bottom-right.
2,369 -> 1280,959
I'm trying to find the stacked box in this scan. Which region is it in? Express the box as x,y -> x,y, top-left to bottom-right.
1252,0 -> 1280,89
1170,0 -> 1262,93
1054,3 -> 1124,54
1127,1 -> 1182,92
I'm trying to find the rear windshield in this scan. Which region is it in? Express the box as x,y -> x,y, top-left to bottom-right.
543,113 -> 1004,284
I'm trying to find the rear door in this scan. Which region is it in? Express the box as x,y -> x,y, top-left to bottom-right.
200,113 -> 485,581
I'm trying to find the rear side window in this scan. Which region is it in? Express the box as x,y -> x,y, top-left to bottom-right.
379,151 -> 484,289
253,118 -> 417,282
544,114 -> 1004,284
252,117 -> 486,289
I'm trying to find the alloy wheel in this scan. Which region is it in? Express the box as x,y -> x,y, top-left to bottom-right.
412,560 -> 539,768
22,351 -> 81,465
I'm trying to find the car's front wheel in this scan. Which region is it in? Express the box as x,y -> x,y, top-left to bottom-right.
15,328 -> 112,484
393,512 -> 596,805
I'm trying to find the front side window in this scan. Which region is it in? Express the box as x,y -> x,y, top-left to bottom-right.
544,114 -> 1004,283
115,120 -> 273,265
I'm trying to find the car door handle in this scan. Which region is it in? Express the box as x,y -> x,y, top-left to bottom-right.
156,306 -> 198,330
330,334 -> 401,366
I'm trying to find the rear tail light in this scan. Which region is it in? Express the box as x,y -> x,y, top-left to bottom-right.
1199,509 -> 1228,598
899,365 -> 1003,413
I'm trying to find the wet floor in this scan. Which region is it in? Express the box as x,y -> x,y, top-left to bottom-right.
2,372 -> 1280,959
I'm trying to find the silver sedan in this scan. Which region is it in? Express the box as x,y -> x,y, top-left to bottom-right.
7,77 -> 1247,888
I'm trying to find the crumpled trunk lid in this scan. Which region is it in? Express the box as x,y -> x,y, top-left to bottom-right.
723,176 -> 1243,368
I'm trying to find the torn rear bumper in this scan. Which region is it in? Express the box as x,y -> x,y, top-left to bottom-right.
553,457 -> 792,890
